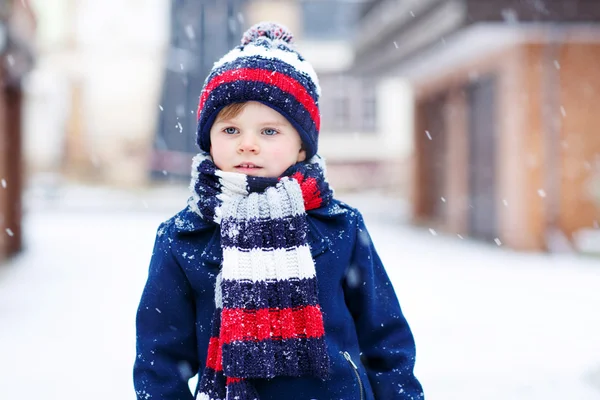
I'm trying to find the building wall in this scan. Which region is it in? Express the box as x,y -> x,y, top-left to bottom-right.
411,38 -> 600,252
0,74 -> 9,261
0,86 -> 23,261
498,41 -> 600,250
412,44 -> 547,250
514,44 -> 546,250
1,0 -> 35,261
558,42 -> 600,237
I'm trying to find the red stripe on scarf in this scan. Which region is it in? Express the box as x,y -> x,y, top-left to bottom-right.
220,305 -> 326,344
198,68 -> 320,131
206,337 -> 223,371
292,172 -> 322,210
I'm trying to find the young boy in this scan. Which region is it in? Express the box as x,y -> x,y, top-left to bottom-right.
134,22 -> 424,400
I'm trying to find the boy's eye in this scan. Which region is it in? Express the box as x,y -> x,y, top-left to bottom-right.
224,127 -> 238,135
262,128 -> 278,136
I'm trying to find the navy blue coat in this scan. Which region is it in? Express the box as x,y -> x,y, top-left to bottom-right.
134,199 -> 424,399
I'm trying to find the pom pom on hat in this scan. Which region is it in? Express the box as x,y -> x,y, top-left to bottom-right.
196,21 -> 321,159
241,21 -> 295,46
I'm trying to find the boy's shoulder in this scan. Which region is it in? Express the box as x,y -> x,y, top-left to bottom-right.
156,203 -> 214,237
158,197 -> 361,234
155,195 -> 365,240
309,197 -> 361,220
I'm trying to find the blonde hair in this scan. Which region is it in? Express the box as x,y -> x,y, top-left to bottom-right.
215,102 -> 248,121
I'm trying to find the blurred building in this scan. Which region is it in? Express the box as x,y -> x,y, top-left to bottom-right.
354,0 -> 600,252
25,0 -> 170,186
245,0 -> 412,191
23,0 -> 406,192
0,0 -> 35,262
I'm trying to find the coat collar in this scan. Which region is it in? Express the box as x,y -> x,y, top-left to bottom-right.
174,199 -> 347,265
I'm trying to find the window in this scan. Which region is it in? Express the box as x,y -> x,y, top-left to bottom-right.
361,80 -> 377,131
319,74 -> 379,133
333,97 -> 350,130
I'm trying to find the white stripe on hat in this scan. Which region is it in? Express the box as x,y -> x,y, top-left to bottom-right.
212,44 -> 321,96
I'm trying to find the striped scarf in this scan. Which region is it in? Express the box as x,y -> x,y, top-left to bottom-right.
189,153 -> 332,400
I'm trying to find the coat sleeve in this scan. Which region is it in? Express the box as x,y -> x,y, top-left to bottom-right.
133,222 -> 199,400
343,212 -> 424,399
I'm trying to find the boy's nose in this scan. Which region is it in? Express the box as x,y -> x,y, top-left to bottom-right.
237,135 -> 259,154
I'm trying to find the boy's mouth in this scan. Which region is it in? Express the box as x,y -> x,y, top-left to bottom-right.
235,163 -> 262,170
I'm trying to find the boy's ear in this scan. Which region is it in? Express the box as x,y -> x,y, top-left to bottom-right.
297,147 -> 307,163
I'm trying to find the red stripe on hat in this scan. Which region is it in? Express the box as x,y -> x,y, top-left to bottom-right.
206,337 -> 223,371
198,68 -> 320,131
220,305 -> 326,344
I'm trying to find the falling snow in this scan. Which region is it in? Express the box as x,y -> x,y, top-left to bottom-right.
1,190 -> 599,399
185,25 -> 195,40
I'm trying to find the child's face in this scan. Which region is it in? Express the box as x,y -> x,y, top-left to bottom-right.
209,101 -> 306,177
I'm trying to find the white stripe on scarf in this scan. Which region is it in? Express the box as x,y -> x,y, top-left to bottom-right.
221,246 -> 316,282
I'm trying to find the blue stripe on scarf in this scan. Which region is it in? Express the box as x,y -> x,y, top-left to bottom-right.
221,277 -> 319,309
222,337 -> 330,378
220,214 -> 307,250
209,310 -> 221,337
198,368 -> 227,399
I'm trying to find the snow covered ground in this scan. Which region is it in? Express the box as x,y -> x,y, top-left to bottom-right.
1,185 -> 599,399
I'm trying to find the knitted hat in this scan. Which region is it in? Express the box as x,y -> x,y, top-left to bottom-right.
196,22 -> 321,159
